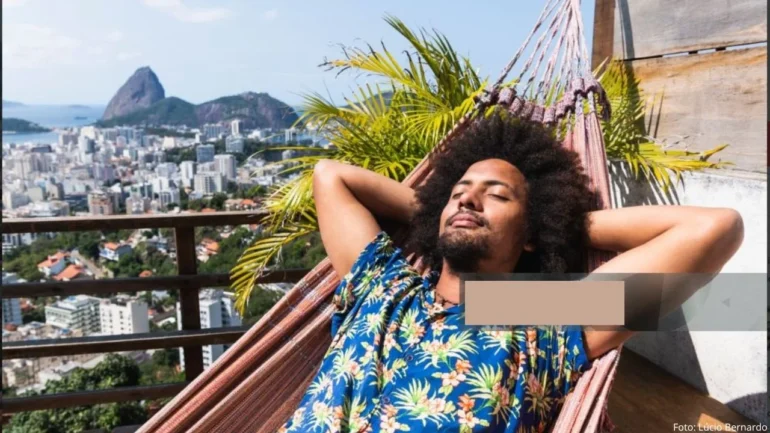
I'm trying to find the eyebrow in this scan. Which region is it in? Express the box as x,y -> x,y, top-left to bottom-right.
454,179 -> 520,197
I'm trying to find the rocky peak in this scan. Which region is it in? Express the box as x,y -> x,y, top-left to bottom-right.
102,66 -> 165,120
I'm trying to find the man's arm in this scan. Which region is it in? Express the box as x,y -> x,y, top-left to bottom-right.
313,159 -> 416,278
582,205 -> 744,359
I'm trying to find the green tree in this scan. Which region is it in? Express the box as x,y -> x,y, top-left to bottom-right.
209,193 -> 228,210
242,286 -> 284,326
188,199 -> 204,211
22,309 -> 45,324
7,354 -> 147,433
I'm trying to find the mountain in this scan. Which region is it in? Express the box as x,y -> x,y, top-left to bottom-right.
2,118 -> 51,133
195,92 -> 298,129
98,91 -> 299,130
102,66 -> 165,121
3,100 -> 25,108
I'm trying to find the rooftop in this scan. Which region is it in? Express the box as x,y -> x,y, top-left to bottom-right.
53,264 -> 84,281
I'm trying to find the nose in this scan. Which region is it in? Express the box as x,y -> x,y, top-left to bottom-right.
458,188 -> 482,212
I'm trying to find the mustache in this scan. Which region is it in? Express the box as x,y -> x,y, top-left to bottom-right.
446,210 -> 487,227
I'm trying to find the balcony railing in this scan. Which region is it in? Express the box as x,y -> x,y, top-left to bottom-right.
2,211 -> 311,415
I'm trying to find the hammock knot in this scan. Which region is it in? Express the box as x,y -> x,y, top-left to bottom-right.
475,84 -> 499,108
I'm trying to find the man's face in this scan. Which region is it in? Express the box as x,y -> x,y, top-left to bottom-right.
436,158 -> 530,274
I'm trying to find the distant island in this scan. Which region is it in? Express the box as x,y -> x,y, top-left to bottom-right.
2,118 -> 51,134
2,100 -> 25,108
68,104 -> 91,109
97,66 -> 300,130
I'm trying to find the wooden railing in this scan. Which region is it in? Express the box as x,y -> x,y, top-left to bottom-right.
2,211 -> 311,414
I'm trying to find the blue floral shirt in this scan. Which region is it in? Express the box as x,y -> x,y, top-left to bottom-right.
278,231 -> 591,433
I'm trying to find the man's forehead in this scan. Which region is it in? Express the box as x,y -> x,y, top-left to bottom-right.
462,159 -> 525,183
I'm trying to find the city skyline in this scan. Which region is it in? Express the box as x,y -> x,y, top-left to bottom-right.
3,0 -> 595,106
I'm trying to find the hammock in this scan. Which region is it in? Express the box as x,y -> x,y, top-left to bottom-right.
137,0 -> 621,431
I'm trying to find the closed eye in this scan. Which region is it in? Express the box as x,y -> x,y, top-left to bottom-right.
489,194 -> 509,201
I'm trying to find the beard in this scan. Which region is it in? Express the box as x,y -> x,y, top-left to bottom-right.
435,229 -> 491,274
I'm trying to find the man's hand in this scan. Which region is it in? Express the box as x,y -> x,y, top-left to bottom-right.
313,159 -> 417,278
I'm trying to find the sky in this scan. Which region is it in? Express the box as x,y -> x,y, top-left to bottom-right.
2,0 -> 595,107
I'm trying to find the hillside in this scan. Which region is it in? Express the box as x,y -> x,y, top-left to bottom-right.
97,92 -> 299,129
2,100 -> 25,108
102,67 -> 165,120
2,118 -> 51,133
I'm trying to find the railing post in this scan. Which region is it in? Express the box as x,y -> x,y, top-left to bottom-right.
175,226 -> 204,380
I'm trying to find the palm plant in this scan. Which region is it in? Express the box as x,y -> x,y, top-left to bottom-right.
230,17 -> 730,314
597,59 -> 731,190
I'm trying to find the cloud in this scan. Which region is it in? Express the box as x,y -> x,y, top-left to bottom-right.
117,51 -> 142,61
261,8 -> 278,21
3,0 -> 29,7
106,30 -> 124,42
2,24 -> 81,69
142,0 -> 232,23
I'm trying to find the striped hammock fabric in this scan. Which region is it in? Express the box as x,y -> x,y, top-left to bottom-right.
137,0 -> 621,431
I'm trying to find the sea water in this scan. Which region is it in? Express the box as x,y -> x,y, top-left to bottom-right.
2,104 -> 106,145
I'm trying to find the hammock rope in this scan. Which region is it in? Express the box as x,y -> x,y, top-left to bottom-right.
137,0 -> 621,431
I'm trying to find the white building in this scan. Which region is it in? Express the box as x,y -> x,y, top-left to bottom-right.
2,232 -> 52,254
178,290 -> 241,370
45,295 -> 101,335
214,154 -> 237,181
3,191 -> 30,210
193,172 -> 224,195
225,135 -> 244,153
99,297 -> 149,335
78,136 -> 95,154
27,186 -> 45,202
158,188 -> 181,208
179,161 -> 196,188
202,124 -> 226,140
155,162 -> 178,178
126,195 -> 151,215
100,242 -> 132,262
231,119 -> 241,136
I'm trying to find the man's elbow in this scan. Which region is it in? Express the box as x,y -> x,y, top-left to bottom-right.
697,208 -> 744,267
313,159 -> 340,194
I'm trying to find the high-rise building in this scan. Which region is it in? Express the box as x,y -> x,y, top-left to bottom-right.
285,127 -> 299,143
196,144 -> 215,163
193,172 -> 224,195
179,161 -> 196,188
78,136 -> 95,154
126,195 -> 151,215
99,297 -> 149,335
158,188 -> 181,208
225,135 -> 244,153
101,128 -> 118,142
155,162 -> 178,178
87,191 -> 117,215
46,182 -> 65,200
202,124 -> 226,140
3,191 -> 30,210
93,163 -> 115,183
2,273 -> 23,326
231,119 -> 241,136
26,186 -> 45,202
214,154 -> 237,181
45,295 -> 101,335
178,290 -> 241,370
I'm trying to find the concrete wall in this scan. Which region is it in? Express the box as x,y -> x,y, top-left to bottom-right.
609,162 -> 768,422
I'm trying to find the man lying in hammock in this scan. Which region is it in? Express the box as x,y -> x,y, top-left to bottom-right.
278,111 -> 744,433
